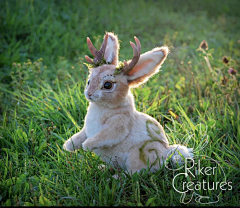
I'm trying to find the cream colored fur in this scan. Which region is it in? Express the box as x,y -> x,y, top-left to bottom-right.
63,32 -> 193,174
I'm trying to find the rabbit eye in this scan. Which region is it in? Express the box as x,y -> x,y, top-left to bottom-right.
87,80 -> 90,85
103,81 -> 113,89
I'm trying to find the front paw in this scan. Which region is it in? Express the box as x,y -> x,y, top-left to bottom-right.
63,139 -> 77,152
82,140 -> 93,151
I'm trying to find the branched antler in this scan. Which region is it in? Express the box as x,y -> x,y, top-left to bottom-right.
122,36 -> 141,75
85,33 -> 109,64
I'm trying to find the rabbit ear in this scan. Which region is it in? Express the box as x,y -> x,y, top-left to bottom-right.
104,32 -> 120,65
126,47 -> 168,87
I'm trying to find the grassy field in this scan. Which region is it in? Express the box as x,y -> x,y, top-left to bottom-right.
0,0 -> 240,206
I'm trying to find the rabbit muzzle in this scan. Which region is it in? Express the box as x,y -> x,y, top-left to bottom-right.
85,91 -> 101,102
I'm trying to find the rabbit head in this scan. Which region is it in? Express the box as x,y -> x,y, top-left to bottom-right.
84,32 -> 169,108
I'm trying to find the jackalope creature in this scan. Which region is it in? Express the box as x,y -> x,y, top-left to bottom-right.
63,32 -> 193,174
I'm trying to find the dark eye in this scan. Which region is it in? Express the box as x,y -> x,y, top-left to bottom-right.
87,80 -> 90,85
103,81 -> 112,89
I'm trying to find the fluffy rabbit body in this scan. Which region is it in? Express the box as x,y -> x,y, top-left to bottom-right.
63,32 -> 193,174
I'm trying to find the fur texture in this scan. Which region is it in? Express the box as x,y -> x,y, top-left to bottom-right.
63,32 -> 193,174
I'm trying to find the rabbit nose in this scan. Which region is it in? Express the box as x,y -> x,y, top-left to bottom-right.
88,92 -> 92,97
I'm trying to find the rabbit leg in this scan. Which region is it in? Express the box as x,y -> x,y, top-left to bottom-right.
125,141 -> 167,175
63,127 -> 87,152
82,114 -> 130,151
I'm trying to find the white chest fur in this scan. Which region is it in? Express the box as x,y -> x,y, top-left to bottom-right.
84,103 -> 102,138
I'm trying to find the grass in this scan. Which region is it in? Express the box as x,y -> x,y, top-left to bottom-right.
0,0 -> 240,206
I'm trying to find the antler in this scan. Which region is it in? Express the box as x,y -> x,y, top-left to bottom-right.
85,33 -> 109,64
122,36 -> 141,75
